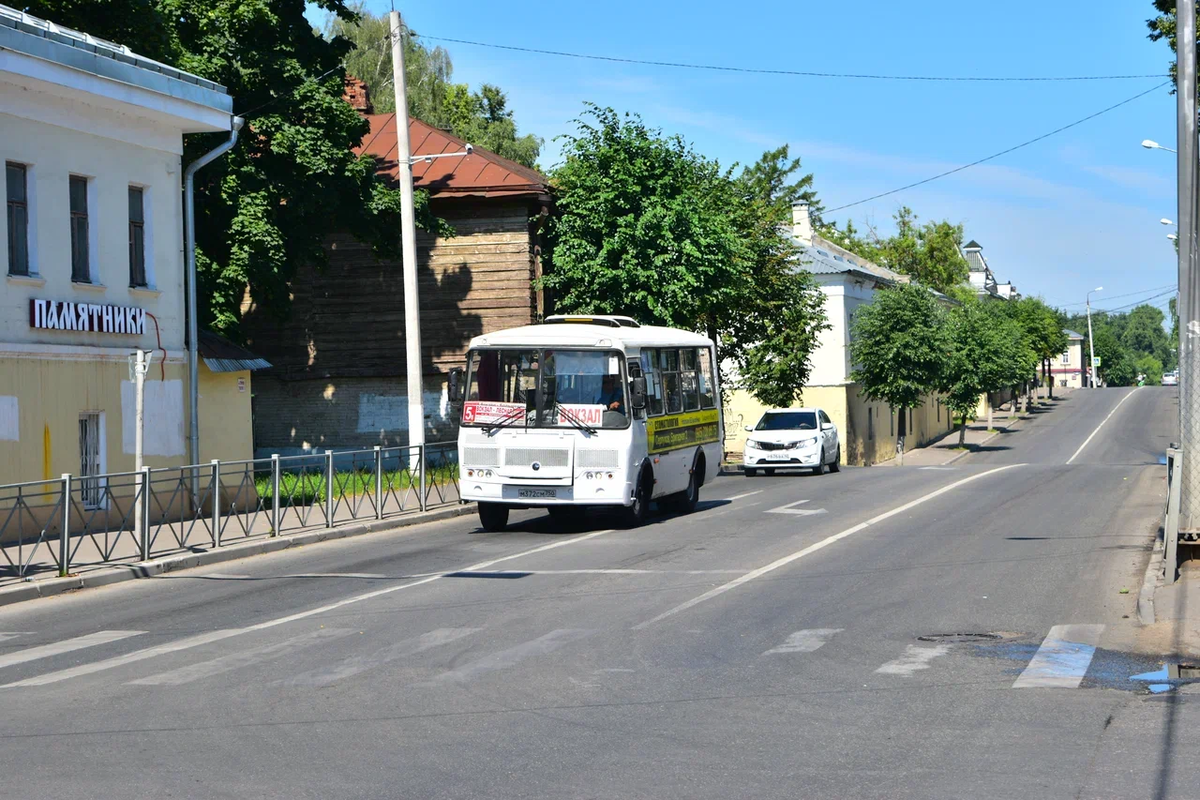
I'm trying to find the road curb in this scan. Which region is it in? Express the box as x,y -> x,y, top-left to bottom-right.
0,504 -> 477,608
1138,538 -> 1164,626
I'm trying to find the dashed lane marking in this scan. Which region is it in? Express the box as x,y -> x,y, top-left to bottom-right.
1013,624 -> 1104,688
764,499 -> 827,516
416,629 -> 596,686
0,631 -> 145,671
763,628 -> 843,655
876,644 -> 952,676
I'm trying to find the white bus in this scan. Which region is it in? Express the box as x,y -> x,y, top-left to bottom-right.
449,315 -> 724,531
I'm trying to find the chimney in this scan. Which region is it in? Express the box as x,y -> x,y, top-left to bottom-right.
792,202 -> 813,246
343,76 -> 374,114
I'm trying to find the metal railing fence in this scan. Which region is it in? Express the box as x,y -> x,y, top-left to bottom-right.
0,442 -> 460,580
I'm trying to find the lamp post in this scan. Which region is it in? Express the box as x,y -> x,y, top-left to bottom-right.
1086,287 -> 1102,389
1144,139 -> 1179,154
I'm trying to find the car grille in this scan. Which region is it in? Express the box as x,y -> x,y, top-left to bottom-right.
504,448 -> 570,468
577,449 -> 619,468
755,441 -> 789,451
462,446 -> 500,467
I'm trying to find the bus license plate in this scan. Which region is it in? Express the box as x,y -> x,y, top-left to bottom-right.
517,488 -> 557,499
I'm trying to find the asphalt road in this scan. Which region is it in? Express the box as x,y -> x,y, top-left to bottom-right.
0,387 -> 1189,799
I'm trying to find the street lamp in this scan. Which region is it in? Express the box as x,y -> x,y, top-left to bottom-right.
1170,233 -> 1180,241
1086,287 -> 1103,389
1144,139 -> 1179,154
1163,218 -> 1176,225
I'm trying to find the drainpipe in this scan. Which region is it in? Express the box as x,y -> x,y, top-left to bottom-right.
184,116 -> 243,469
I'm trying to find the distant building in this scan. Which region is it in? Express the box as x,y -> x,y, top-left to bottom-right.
722,204 -> 955,466
0,4 -> 258,489
1050,330 -> 1086,389
964,240 -> 1019,301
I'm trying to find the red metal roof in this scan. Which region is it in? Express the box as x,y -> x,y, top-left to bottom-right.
355,115 -> 549,200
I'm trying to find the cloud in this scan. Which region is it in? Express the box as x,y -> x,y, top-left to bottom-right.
1081,164 -> 1175,196
652,104 -> 783,148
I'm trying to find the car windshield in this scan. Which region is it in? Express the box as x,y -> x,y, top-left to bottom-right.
756,411 -> 817,431
463,348 -> 629,429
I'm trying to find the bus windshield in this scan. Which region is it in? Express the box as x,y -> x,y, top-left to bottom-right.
463,349 -> 629,430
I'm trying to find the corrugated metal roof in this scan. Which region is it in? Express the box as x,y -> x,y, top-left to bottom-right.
792,237 -> 907,284
1064,329 -> 1085,339
356,115 -> 549,200
199,330 -> 271,373
0,3 -> 226,93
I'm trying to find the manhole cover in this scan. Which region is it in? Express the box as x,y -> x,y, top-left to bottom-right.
917,633 -> 1001,644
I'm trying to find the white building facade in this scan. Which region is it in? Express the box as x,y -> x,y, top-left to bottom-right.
0,5 -> 236,487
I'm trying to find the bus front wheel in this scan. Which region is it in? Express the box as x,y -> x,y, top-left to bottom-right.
620,470 -> 651,528
478,502 -> 509,532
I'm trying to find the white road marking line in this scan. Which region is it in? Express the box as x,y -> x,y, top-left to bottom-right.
2,529 -> 621,688
0,633 -> 31,644
765,499 -> 827,516
918,467 -> 955,471
763,628 -> 843,655
632,464 -> 1023,629
876,644 -> 952,676
286,628 -> 480,687
0,631 -> 145,671
451,568 -> 745,576
1066,388 -> 1139,464
724,490 -> 763,501
1012,624 -> 1105,689
418,629 -> 596,686
198,573 -> 252,580
128,628 -> 357,686
286,573 -> 389,579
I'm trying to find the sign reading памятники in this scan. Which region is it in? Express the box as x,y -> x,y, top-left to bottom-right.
28,299 -> 146,335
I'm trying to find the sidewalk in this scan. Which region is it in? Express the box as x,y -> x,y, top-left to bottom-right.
877,407 -> 1025,467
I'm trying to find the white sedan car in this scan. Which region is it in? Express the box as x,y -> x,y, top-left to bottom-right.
1164,370 -> 1179,386
743,408 -> 841,477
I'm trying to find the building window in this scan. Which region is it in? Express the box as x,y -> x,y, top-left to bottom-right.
78,412 -> 104,510
6,162 -> 29,276
69,176 -> 90,283
129,186 -> 146,287
1061,351 -> 1070,365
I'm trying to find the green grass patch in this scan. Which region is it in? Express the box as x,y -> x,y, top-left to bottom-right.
254,465 -> 459,507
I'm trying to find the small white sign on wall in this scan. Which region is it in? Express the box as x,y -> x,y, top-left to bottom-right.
0,396 -> 17,442
237,377 -> 246,393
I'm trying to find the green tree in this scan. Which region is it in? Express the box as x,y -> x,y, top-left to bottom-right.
940,299 -> 1024,445
23,0 -> 443,336
848,283 -> 949,451
544,106 -> 828,405
1122,304 -> 1172,367
738,145 -> 821,224
326,5 -> 541,168
824,207 -> 970,293
1136,353 -> 1165,385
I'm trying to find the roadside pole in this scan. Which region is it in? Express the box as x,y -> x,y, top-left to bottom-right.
389,10 -> 425,466
1086,295 -> 1097,389
130,349 -> 148,548
1178,0 -> 1200,532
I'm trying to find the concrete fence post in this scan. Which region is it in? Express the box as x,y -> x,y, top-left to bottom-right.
140,467 -> 152,561
59,473 -> 71,577
374,446 -> 383,520
211,459 -> 222,548
271,454 -> 281,536
325,450 -> 334,528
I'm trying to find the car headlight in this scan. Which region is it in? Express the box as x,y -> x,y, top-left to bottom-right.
746,440 -> 763,450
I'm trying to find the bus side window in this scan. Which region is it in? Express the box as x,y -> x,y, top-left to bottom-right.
661,349 -> 682,414
698,348 -> 716,409
642,350 -> 665,416
680,348 -> 700,411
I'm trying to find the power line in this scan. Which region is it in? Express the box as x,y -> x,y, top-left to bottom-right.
824,81 -> 1170,213
1094,288 -> 1178,314
1058,282 -> 1178,308
415,34 -> 1168,83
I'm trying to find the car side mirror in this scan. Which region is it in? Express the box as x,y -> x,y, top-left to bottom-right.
743,426 -> 754,432
822,422 -> 833,431
448,368 -> 464,404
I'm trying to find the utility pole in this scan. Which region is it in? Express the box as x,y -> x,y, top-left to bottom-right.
389,10 -> 426,458
130,349 -> 149,542
1178,0 -> 1200,531
1086,289 -> 1100,388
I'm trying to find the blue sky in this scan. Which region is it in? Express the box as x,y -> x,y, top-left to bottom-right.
315,0 -> 1180,316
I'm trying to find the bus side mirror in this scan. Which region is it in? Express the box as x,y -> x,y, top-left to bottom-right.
448,368 -> 464,404
630,376 -> 647,410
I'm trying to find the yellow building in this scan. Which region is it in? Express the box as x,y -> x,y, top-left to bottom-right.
0,8 -> 257,488
723,205 -> 955,466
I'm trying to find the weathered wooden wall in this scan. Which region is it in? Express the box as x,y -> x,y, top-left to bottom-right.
242,198 -> 538,381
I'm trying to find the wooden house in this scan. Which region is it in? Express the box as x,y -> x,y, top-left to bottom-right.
241,79 -> 553,455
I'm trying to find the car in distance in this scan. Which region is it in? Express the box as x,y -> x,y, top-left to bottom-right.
1163,370 -> 1179,386
743,408 -> 840,477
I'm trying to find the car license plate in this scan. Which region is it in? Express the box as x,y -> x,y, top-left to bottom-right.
517,488 -> 557,499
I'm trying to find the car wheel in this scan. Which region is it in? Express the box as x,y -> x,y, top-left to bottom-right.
744,467 -> 758,477
620,469 -> 651,528
478,502 -> 509,532
830,445 -> 841,473
812,449 -> 826,476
